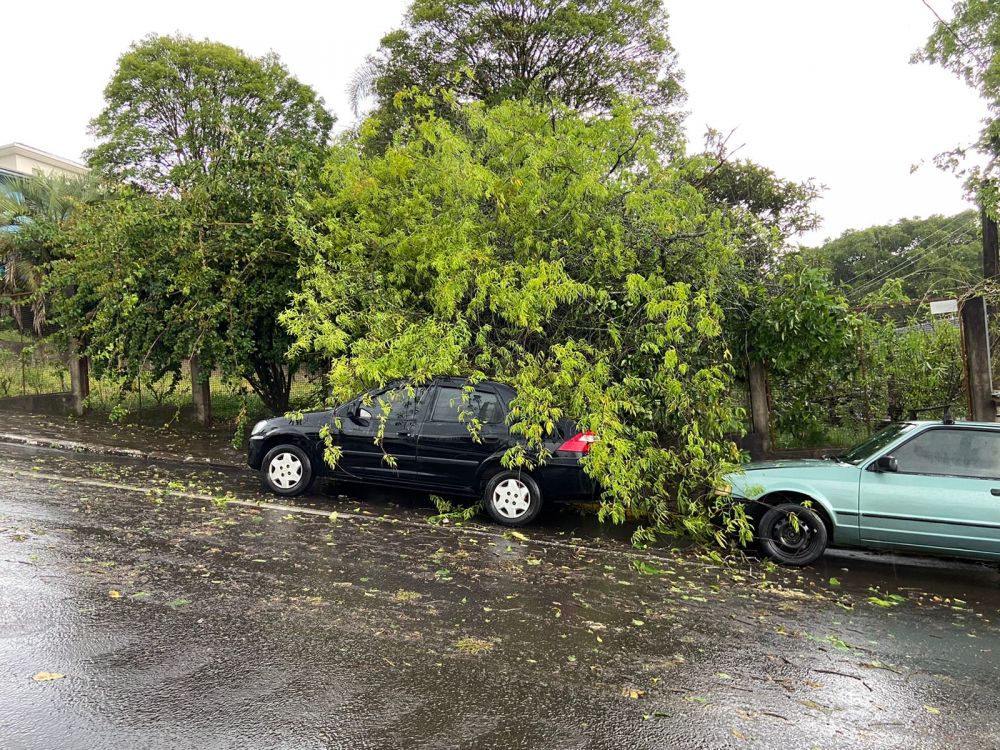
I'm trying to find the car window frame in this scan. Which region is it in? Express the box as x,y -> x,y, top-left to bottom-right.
340,384 -> 429,425
865,425 -> 1000,481
839,422 -> 917,464
425,383 -> 507,427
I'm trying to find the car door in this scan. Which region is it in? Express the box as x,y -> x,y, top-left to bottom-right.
858,427 -> 1000,558
416,384 -> 510,491
333,385 -> 426,485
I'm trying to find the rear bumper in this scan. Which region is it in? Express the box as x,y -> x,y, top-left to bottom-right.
536,455 -> 599,503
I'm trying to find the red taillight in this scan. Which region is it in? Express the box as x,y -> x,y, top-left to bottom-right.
559,431 -> 596,452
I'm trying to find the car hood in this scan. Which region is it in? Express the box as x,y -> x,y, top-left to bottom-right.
739,458 -> 842,472
723,457 -> 858,499
257,410 -> 331,432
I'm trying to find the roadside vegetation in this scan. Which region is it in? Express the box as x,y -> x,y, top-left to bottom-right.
0,0 -> 995,545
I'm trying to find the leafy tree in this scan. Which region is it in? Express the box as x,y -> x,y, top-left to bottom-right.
803,211 -> 980,302
54,34 -> 334,412
743,259 -> 854,375
283,96 -> 746,544
681,133 -> 838,446
768,306 -> 964,447
0,173 -> 92,334
351,0 -> 684,148
918,0 -> 1000,208
689,137 -> 821,272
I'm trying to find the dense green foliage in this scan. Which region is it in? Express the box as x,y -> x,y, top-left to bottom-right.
690,139 -> 820,273
683,139 -> 845,415
803,211 -> 980,302
741,260 -> 854,374
50,35 -> 334,412
283,97 -> 746,543
918,0 -> 1000,208
770,308 -> 964,448
0,173 -> 92,334
352,0 -> 684,149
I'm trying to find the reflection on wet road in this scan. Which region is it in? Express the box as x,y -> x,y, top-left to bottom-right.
1,444 -> 998,749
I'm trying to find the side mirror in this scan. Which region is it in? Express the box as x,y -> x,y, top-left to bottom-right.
873,455 -> 898,473
349,402 -> 372,424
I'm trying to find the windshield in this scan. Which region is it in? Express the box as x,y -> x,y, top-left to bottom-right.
838,422 -> 916,464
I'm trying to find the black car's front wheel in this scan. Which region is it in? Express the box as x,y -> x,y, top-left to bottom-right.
483,471 -> 543,527
756,502 -> 828,566
261,444 -> 313,497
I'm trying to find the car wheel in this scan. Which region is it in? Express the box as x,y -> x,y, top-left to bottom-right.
756,502 -> 828,566
261,444 -> 313,497
483,471 -> 543,527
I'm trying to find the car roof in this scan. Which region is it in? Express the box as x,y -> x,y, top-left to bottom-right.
384,376 -> 514,394
431,376 -> 514,394
910,420 -> 1000,429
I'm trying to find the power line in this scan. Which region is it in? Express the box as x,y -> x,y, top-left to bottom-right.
837,212 -> 973,288
849,221 -> 976,297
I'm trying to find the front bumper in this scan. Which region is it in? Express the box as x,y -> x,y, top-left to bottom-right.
247,436 -> 267,470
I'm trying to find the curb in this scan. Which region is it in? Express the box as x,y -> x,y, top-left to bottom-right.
0,431 -> 245,471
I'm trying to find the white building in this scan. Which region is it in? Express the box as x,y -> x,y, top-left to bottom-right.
0,143 -> 88,180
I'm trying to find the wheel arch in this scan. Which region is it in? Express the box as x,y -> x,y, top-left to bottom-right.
475,456 -> 535,493
259,433 -> 319,465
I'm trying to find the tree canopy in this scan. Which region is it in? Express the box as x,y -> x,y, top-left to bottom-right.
51,35 -> 334,412
89,34 -> 333,193
918,0 -> 1000,208
352,0 -> 684,148
283,96 -> 745,542
802,211 -> 980,303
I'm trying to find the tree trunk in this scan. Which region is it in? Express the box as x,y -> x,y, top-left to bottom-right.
190,353 -> 212,425
250,357 -> 295,414
68,338 -> 89,417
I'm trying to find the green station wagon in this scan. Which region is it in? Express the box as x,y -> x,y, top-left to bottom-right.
725,419 -> 1000,566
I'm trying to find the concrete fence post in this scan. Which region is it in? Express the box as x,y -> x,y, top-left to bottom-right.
747,359 -> 772,459
960,295 -> 996,422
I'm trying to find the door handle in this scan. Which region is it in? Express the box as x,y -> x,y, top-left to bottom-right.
395,431 -> 411,438
991,489 -> 1000,496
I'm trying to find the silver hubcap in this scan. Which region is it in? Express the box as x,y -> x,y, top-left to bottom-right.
492,478 -> 531,519
268,452 -> 303,490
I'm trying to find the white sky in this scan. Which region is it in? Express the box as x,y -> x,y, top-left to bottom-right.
1,0 -> 986,245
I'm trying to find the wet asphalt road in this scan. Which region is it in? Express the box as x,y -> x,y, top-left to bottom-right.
1,444 -> 999,749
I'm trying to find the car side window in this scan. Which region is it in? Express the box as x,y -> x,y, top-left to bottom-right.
890,428 -> 1000,479
429,386 -> 504,425
365,387 -> 425,422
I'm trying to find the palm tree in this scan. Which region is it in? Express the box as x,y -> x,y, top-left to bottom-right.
0,172 -> 91,334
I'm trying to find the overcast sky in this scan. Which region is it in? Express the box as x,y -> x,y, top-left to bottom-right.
1,0 -> 986,244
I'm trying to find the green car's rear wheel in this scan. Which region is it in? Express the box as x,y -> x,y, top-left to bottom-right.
757,502 -> 828,566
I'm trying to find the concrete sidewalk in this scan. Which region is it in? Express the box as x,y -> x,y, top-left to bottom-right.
0,407 -> 244,468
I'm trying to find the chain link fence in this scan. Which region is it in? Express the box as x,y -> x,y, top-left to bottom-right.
0,332 -> 71,399
0,325 -> 326,425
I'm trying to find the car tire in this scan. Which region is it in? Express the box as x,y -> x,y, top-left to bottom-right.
757,502 -> 828,566
261,444 -> 313,497
483,471 -> 543,527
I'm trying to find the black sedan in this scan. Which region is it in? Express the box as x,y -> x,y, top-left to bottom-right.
247,377 -> 598,526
